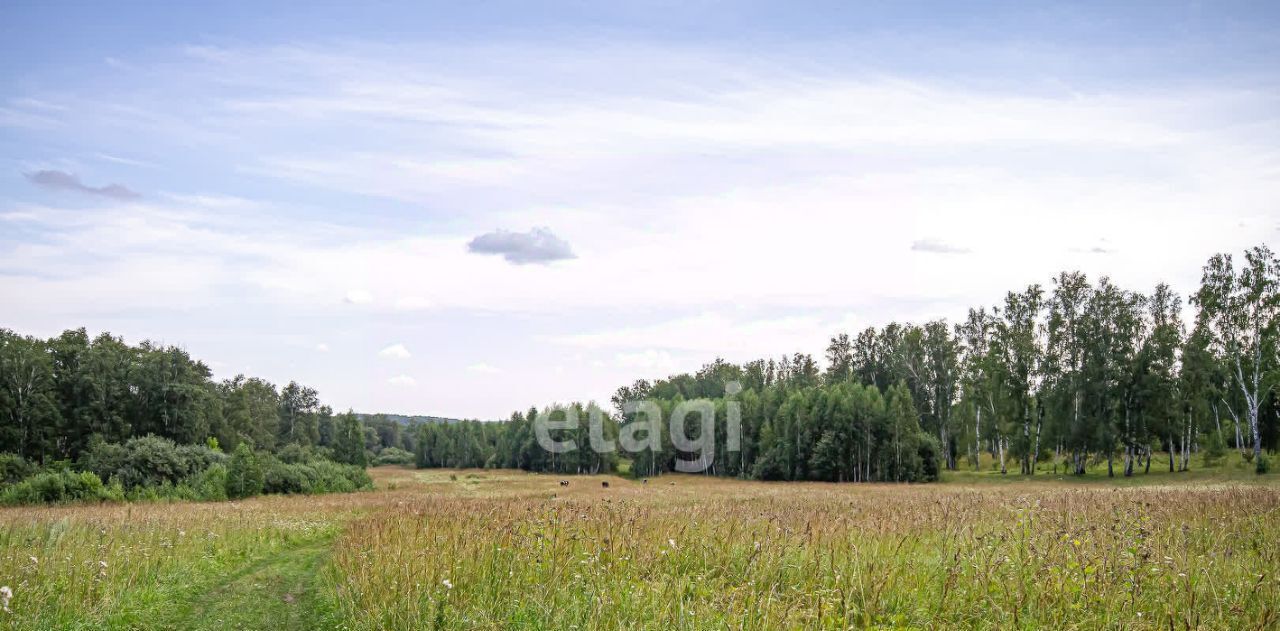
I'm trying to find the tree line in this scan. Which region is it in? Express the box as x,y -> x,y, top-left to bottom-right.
410,244 -> 1279,480
0,327 -> 389,466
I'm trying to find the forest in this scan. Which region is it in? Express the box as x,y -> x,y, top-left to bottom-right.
410,244 -> 1280,481
0,327 -> 392,503
2,244 -> 1277,492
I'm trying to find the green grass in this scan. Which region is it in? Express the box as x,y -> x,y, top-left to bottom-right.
944,450 -> 1268,486
96,530 -> 337,630
2,463 -> 1278,630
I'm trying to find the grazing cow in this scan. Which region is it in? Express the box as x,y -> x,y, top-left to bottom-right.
642,478 -> 648,484
601,481 -> 610,488
559,480 -> 569,487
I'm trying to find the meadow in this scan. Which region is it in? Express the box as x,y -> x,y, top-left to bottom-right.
1,461 -> 1278,630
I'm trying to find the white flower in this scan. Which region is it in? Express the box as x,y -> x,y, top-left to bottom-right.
1,585 -> 12,613
668,539 -> 677,549
441,579 -> 453,590
27,556 -> 37,565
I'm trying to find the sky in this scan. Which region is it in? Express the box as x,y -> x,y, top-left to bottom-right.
2,1 -> 1278,419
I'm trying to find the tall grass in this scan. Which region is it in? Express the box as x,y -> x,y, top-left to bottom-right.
326,473 -> 1280,630
0,496 -> 354,629
0,467 -> 1277,629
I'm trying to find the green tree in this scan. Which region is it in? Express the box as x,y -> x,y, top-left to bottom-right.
226,443 -> 264,499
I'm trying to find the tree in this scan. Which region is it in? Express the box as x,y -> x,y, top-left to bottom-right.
958,308 -> 1000,471
0,330 -> 60,461
995,286 -> 1045,475
921,321 -> 960,470
825,334 -> 854,383
226,443 -> 264,499
1192,245 -> 1279,468
279,381 -> 320,447
334,410 -> 368,467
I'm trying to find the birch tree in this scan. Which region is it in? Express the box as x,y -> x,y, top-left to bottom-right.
1192,245 -> 1279,469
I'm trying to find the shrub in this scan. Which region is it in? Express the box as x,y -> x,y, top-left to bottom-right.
1203,430 -> 1227,466
260,459 -> 372,494
917,434 -> 942,482
373,447 -> 415,466
80,435 -> 225,490
263,460 -> 314,494
1257,453 -> 1270,475
0,453 -> 35,484
226,444 -> 264,499
188,463 -> 229,501
276,443 -> 309,464
0,470 -> 114,505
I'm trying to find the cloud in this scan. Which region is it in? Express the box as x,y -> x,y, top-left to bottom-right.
614,349 -> 682,373
466,362 -> 500,374
911,239 -> 971,254
344,289 -> 372,304
24,170 -> 141,200
547,312 -> 865,358
467,227 -> 575,265
394,296 -> 433,311
388,374 -> 417,386
315,343 -> 330,352
378,343 -> 411,359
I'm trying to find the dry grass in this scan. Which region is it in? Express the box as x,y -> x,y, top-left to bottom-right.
2,468 -> 1279,629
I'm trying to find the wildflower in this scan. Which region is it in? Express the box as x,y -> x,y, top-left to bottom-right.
28,556 -> 37,565
441,578 -> 453,590
0,585 -> 10,613
668,538 -> 677,549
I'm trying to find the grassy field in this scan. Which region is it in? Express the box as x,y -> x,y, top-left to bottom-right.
2,462 -> 1278,630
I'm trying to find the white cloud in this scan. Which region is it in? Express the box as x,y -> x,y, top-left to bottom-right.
912,239 -> 972,255
466,362 -> 500,374
4,40 -> 1278,418
378,343 -> 411,359
548,312 -> 867,360
394,295 -> 433,311
315,343 -> 330,352
387,374 -> 417,386
613,349 -> 682,373
344,289 -> 372,304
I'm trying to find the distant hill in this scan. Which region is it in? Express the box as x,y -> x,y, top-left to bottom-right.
356,413 -> 462,426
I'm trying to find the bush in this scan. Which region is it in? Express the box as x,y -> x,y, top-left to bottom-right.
373,447 -> 415,466
1257,453 -> 1270,475
917,434 -> 942,482
188,463 -> 229,501
3,437 -> 365,506
226,444 -> 264,499
80,435 -> 225,490
0,453 -> 35,484
0,470 -> 116,505
263,459 -> 314,494
276,443 -> 308,464
261,458 -> 372,494
1203,430 -> 1227,466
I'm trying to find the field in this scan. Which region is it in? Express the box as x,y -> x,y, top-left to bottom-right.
2,463 -> 1278,630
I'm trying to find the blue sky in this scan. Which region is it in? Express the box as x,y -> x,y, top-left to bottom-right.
2,1 -> 1278,418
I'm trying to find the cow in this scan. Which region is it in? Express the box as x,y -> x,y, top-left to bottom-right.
601,481 -> 610,488
559,480 -> 569,487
